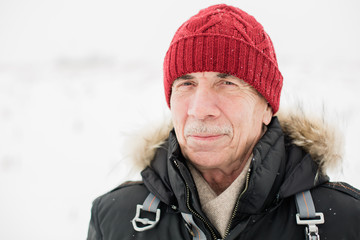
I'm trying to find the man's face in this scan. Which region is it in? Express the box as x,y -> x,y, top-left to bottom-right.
170,72 -> 272,171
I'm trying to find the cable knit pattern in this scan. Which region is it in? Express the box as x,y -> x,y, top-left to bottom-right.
163,4 -> 283,113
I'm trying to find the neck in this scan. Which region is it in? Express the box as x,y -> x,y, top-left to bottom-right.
195,152 -> 252,195
189,125 -> 266,195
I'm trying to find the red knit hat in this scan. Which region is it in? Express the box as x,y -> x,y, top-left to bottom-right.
163,4 -> 283,113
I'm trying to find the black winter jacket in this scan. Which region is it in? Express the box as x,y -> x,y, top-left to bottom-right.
87,116 -> 360,240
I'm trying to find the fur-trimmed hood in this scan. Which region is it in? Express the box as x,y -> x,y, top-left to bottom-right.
125,107 -> 344,175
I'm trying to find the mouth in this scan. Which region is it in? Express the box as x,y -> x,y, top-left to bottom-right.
187,134 -> 225,141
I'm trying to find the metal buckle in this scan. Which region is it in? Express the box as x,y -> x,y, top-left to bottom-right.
296,213 -> 324,240
132,204 -> 161,232
305,225 -> 320,240
296,212 -> 324,225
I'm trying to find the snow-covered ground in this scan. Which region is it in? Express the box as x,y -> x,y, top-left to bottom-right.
0,0 -> 359,239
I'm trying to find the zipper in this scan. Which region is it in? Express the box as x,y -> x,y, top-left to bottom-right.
223,167 -> 252,239
173,160 -> 218,240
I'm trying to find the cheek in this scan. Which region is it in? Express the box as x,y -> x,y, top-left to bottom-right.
170,100 -> 187,137
220,97 -> 254,124
220,98 -> 257,137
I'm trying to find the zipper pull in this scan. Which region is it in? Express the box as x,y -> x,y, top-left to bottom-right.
173,159 -> 180,168
184,222 -> 195,237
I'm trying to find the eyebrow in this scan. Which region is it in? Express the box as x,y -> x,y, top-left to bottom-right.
176,74 -> 194,80
176,73 -> 232,80
217,73 -> 232,78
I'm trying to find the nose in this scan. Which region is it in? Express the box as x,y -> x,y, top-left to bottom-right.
187,86 -> 220,120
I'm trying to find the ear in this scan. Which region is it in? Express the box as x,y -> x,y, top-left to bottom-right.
262,103 -> 273,125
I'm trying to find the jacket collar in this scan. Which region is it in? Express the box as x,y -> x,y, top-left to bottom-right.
141,116 -> 329,215
235,117 -> 329,216
138,107 -> 343,214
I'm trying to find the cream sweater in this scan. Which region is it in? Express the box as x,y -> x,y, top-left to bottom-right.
188,157 -> 252,238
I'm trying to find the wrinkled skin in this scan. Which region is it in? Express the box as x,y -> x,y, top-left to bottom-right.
170,71 -> 272,193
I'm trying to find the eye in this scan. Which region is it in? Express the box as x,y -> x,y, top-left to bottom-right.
181,81 -> 194,86
221,80 -> 237,86
176,81 -> 195,88
224,81 -> 235,85
172,80 -> 196,91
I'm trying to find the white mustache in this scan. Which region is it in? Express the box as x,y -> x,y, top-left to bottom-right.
184,122 -> 233,136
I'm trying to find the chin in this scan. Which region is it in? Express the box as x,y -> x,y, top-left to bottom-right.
187,152 -> 225,169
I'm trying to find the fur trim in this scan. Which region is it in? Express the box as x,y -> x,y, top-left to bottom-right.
276,107 -> 344,174
126,108 -> 344,174
123,118 -> 173,170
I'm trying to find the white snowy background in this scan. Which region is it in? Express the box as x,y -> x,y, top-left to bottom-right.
0,0 -> 359,239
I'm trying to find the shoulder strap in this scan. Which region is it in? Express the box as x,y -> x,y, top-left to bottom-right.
132,192 -> 161,231
132,192 -> 209,239
181,212 -> 208,240
295,190 -> 325,240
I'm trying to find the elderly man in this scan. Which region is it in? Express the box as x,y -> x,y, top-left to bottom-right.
87,4 -> 360,240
